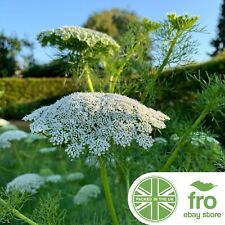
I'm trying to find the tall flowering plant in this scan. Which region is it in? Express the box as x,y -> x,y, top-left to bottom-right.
23,92 -> 169,225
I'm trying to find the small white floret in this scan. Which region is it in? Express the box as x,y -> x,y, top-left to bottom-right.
73,184 -> 101,205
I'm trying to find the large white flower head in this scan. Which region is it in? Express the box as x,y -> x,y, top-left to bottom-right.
6,173 -> 44,194
0,130 -> 28,149
37,26 -> 120,51
23,93 -> 169,158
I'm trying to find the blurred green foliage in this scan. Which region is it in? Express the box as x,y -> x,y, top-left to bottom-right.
83,8 -> 138,40
0,33 -> 34,77
22,60 -> 68,78
210,0 -> 225,56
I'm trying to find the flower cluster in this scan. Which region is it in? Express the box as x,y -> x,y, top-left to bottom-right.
45,175 -> 62,183
73,184 -> 101,205
154,137 -> 168,145
0,124 -> 18,133
24,92 -> 169,158
189,132 -> 219,147
37,26 -> 120,51
170,132 -> 220,147
6,173 -> 44,194
65,172 -> 85,182
39,147 -> 57,154
0,130 -> 28,149
168,13 -> 199,30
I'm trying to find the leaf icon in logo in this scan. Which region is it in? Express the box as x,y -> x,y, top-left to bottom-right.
191,180 -> 217,192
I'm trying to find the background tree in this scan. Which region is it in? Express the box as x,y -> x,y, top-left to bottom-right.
0,32 -> 33,77
83,8 -> 138,40
84,9 -> 155,90
211,0 -> 225,56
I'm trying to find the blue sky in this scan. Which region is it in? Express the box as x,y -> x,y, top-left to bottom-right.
0,0 -> 222,63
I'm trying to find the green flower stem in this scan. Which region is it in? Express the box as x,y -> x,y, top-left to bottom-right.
100,157 -> 119,225
84,66 -> 94,92
0,198 -> 39,225
156,31 -> 182,76
115,158 -> 130,194
109,37 -> 143,93
109,63 -> 126,93
13,143 -> 25,172
161,107 -> 208,171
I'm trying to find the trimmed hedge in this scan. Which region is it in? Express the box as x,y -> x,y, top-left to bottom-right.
1,56 -> 225,119
0,78 -> 80,119
163,55 -> 225,80
158,56 -> 225,108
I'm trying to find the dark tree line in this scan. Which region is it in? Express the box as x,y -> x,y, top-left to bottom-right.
0,33 -> 34,77
211,0 -> 225,56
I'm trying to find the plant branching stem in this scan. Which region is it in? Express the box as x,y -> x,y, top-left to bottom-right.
13,144 -> 25,171
109,37 -> 144,93
0,198 -> 39,225
156,31 -> 182,76
100,157 -> 119,225
161,107 -> 208,171
109,61 -> 127,93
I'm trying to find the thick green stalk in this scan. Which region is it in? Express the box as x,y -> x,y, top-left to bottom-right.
156,31 -> 182,76
161,108 -> 208,171
0,198 -> 38,225
109,62 -> 126,93
84,66 -> 94,92
100,158 -> 119,225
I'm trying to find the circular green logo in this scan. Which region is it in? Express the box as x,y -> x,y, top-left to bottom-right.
128,175 -> 177,224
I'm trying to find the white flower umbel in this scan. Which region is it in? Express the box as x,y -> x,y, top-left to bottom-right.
39,147 -> 57,154
0,124 -> 18,134
0,130 -> 28,149
170,133 -> 180,142
45,175 -> 62,183
38,26 -> 120,51
154,137 -> 168,145
6,173 -> 44,194
0,119 -> 10,127
190,132 -> 220,146
23,93 -> 169,158
65,172 -> 85,182
73,184 -> 101,205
